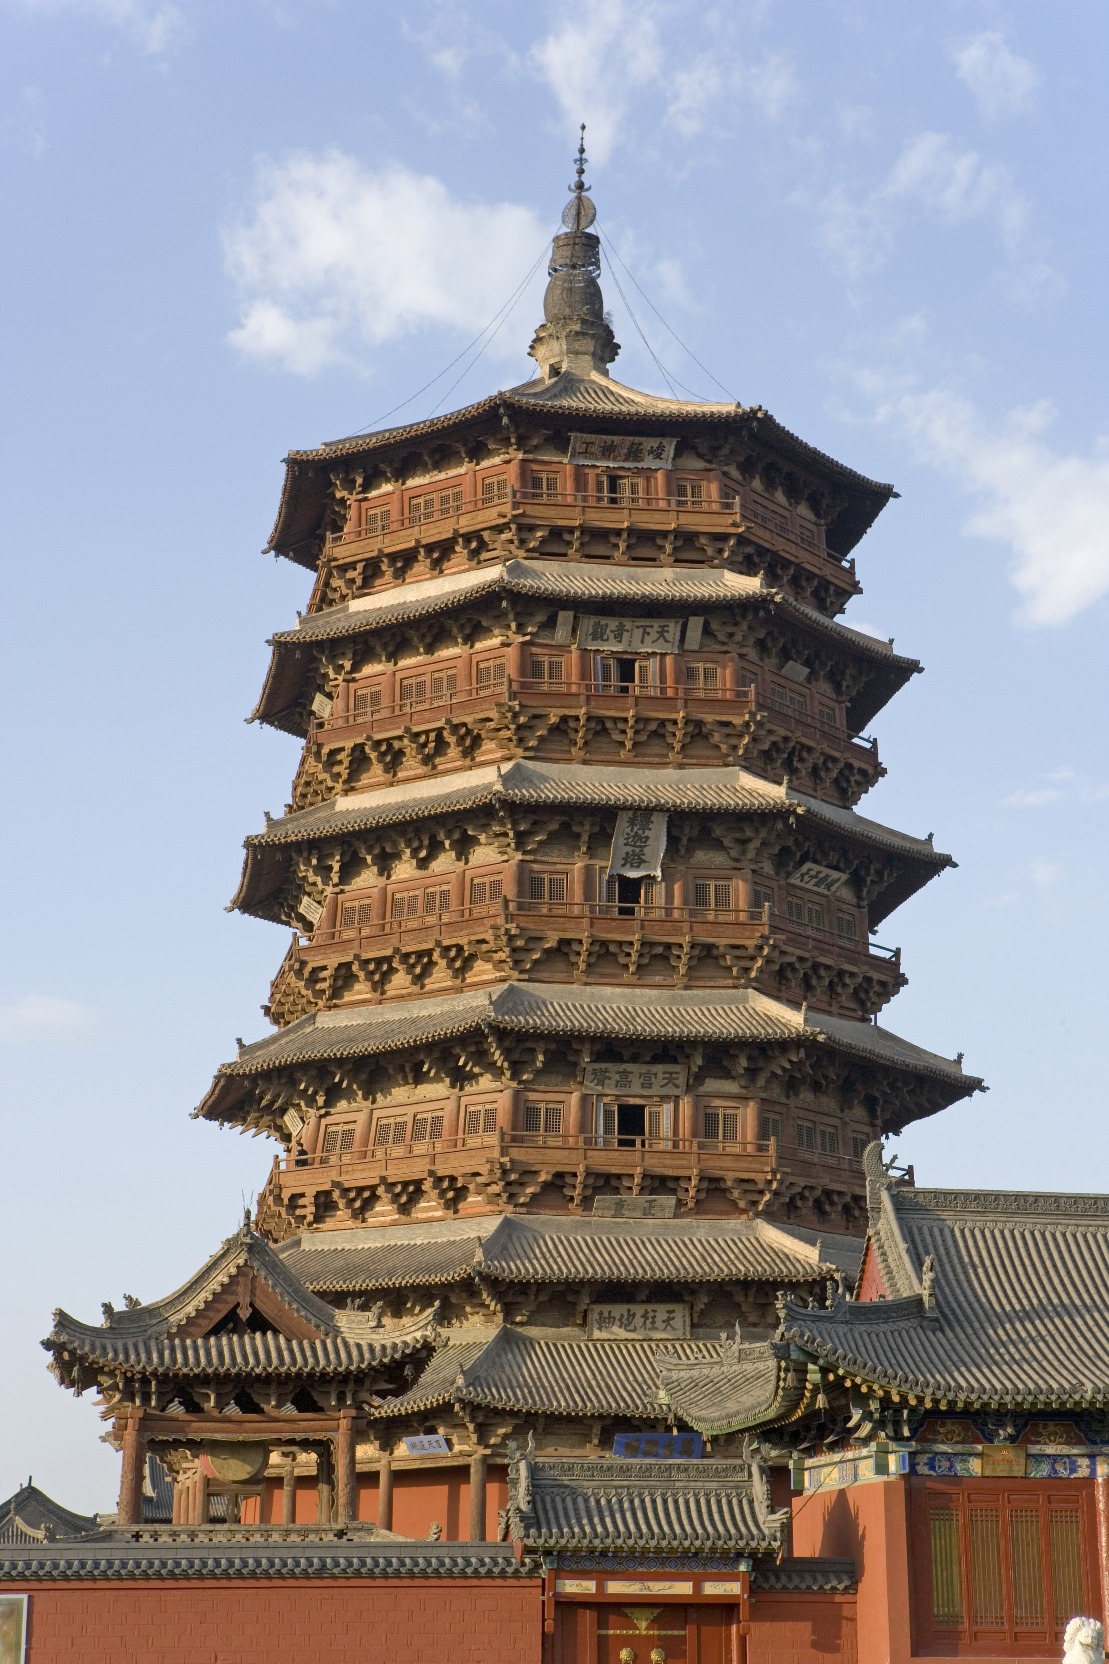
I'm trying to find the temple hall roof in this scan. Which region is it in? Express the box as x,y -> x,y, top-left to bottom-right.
0,1484 -> 98,1546
252,557 -> 919,733
278,1211 -> 852,1293
657,1341 -> 806,1436
778,1158 -> 1109,1409
372,1326 -> 721,1420
45,1226 -> 436,1389
511,1455 -> 785,1554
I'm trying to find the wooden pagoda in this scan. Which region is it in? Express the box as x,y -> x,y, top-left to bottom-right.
44,138 -> 981,1575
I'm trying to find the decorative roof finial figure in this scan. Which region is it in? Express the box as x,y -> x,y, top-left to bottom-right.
528,124 -> 619,381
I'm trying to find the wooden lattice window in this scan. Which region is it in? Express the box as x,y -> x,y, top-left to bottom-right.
530,471 -> 560,497
522,1102 -> 563,1134
353,685 -> 383,718
321,1124 -> 356,1155
340,899 -> 374,928
363,503 -> 391,536
913,1483 -> 1090,1652
760,1111 -> 782,1143
836,912 -> 858,939
675,478 -> 704,505
752,883 -> 775,911
423,885 -> 452,915
481,476 -> 508,505
399,669 -> 456,709
819,703 -> 837,728
390,892 -> 421,921
796,1120 -> 816,1151
772,683 -> 809,716
528,872 -> 567,904
470,876 -> 503,906
373,1118 -> 408,1147
475,658 -> 506,690
703,1109 -> 739,1142
693,880 -> 732,911
463,1104 -> 498,1136
818,1125 -> 839,1156
684,661 -> 720,693
595,473 -> 641,505
528,654 -> 566,685
411,1112 -> 445,1143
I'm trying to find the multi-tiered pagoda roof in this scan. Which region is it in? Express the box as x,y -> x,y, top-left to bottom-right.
45,136 -> 981,1554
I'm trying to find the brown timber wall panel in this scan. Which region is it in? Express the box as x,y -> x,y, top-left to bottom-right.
13,1578 -> 543,1663
746,1591 -> 858,1663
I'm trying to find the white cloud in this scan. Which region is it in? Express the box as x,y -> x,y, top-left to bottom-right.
10,0 -> 185,56
223,152 -> 547,376
985,855 -> 1064,907
0,994 -> 97,1045
527,0 -> 797,162
529,0 -> 663,166
1005,768 -> 1109,808
864,378 -> 1109,626
815,131 -> 1039,285
952,31 -> 1039,120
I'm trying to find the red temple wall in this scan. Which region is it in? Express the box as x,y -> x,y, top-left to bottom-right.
746,1591 -> 857,1663
11,1577 -> 542,1664
256,1467 -> 509,1540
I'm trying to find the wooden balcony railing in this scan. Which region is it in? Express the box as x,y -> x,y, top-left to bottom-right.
274,1130 -> 865,1179
313,675 -> 879,762
325,486 -> 856,572
298,898 -> 900,969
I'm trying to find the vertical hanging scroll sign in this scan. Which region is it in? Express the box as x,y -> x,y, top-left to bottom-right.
607,809 -> 668,880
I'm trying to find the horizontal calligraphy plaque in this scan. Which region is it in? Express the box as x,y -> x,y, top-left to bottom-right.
701,1580 -> 744,1595
612,1431 -> 703,1460
790,861 -> 851,897
605,1579 -> 693,1595
582,1062 -> 687,1095
568,433 -> 677,468
555,1578 -> 596,1594
589,1302 -> 690,1340
578,615 -> 683,652
592,1195 -> 677,1219
402,1434 -> 450,1457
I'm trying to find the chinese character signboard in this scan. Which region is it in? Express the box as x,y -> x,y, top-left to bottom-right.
789,862 -> 851,896
612,1431 -> 704,1460
588,1302 -> 691,1339
607,809 -> 668,879
577,615 -> 684,652
592,1195 -> 677,1219
582,1062 -> 688,1095
567,433 -> 677,468
402,1434 -> 451,1457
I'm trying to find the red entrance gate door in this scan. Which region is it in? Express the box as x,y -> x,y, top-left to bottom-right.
558,1604 -> 735,1663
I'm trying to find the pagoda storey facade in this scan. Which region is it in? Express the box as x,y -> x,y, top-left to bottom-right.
16,145 -> 1066,1664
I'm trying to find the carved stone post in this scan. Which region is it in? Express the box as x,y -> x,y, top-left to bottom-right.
117,1410 -> 146,1526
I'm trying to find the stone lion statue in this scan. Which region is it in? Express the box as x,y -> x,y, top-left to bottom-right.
1063,1617 -> 1104,1664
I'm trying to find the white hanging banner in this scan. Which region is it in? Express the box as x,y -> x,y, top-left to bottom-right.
607,809 -> 668,879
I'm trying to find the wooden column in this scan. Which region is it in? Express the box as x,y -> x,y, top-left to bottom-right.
336,1413 -> 357,1525
377,1448 -> 394,1532
1095,1467 -> 1109,1623
281,1454 -> 297,1525
469,1449 -> 488,1542
196,1469 -> 210,1525
117,1410 -> 146,1526
444,1089 -> 461,1142
568,1089 -> 586,1139
316,1442 -> 333,1526
497,1086 -> 516,1135
353,1103 -> 374,1152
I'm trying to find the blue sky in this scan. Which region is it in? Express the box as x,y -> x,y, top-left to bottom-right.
1,0 -> 1106,1509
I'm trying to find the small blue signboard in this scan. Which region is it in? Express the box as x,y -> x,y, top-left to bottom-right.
612,1431 -> 704,1461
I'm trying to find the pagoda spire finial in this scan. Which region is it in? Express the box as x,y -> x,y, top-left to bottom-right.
527,125 -> 619,381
